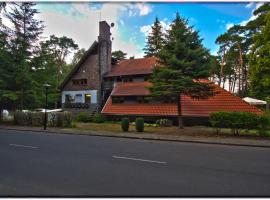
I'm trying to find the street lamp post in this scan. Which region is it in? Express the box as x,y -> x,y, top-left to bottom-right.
43,84 -> 51,130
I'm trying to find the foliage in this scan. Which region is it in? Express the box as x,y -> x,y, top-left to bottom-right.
121,118 -> 129,132
75,112 -> 92,123
0,3 -> 44,110
214,3 -> 270,100
135,118 -> 144,132
156,119 -> 173,127
144,17 -> 165,57
92,114 -> 105,123
112,50 -> 127,62
210,111 -> 270,135
71,48 -> 86,66
149,12 -> 215,128
249,11 -> 270,100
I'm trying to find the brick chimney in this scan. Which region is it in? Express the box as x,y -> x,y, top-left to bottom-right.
98,21 -> 112,76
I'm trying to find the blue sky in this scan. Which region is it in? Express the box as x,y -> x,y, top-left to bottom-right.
32,2 -> 260,58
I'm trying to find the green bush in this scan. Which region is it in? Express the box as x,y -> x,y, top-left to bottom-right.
135,118 -> 144,132
75,112 -> 92,123
210,111 -> 268,135
156,119 -> 173,127
92,114 -> 105,123
121,118 -> 129,132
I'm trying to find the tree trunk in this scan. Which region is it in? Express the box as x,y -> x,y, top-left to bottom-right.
238,43 -> 243,97
177,94 -> 183,129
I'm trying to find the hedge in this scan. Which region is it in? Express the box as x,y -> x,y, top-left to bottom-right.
92,114 -> 105,123
209,111 -> 270,135
135,118 -> 144,132
75,112 -> 92,123
121,118 -> 129,132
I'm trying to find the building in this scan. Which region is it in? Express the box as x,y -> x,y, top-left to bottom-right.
60,21 -> 262,123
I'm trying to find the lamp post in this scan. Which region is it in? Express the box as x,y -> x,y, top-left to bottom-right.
43,84 -> 51,130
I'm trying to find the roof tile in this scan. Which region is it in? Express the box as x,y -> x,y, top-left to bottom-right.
104,57 -> 157,77
102,81 -> 262,116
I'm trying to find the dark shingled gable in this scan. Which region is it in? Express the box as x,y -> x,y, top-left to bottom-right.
59,41 -> 98,90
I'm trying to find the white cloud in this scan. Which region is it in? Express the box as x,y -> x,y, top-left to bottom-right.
245,2 -> 254,8
33,3 -> 145,59
140,19 -> 170,37
240,15 -> 257,26
241,2 -> 264,26
226,22 -> 234,30
140,24 -> 151,36
1,2 -> 151,60
136,3 -> 152,16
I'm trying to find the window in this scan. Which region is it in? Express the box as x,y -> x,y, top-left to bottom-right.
65,95 -> 71,103
75,94 -> 83,103
72,79 -> 87,86
137,96 -> 149,103
112,97 -> 124,104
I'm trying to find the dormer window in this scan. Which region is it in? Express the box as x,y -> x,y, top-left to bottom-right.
72,79 -> 87,86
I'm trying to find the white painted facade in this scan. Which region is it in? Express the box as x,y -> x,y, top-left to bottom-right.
61,90 -> 97,104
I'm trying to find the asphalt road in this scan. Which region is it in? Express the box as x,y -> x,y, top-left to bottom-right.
0,129 -> 270,197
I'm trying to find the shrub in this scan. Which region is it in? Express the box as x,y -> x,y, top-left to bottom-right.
31,112 -> 44,126
92,114 -> 105,123
156,119 -> 173,127
121,118 -> 129,132
135,118 -> 144,132
210,111 -> 260,135
75,112 -> 92,123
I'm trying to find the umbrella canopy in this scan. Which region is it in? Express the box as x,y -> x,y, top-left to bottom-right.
243,97 -> 267,105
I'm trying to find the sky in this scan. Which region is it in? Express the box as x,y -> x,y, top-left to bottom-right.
2,2 -> 263,59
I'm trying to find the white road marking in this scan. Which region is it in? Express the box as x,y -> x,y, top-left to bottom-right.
9,143 -> 39,149
112,155 -> 167,164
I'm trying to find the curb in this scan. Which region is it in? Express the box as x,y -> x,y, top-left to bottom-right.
1,126 -> 270,149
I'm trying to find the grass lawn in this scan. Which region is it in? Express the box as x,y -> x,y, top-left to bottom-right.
74,122 -> 270,139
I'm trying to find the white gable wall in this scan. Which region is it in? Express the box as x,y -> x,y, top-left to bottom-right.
62,90 -> 97,104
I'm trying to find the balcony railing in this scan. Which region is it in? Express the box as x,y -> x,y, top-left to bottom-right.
62,103 -> 90,109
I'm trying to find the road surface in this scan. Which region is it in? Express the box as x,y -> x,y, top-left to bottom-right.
0,129 -> 270,196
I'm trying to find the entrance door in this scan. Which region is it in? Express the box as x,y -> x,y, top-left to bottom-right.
85,94 -> 91,104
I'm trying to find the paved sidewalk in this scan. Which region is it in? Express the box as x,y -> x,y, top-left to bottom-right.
1,125 -> 270,148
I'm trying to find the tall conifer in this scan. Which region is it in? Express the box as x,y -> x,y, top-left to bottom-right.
149,12 -> 214,128
144,17 -> 165,57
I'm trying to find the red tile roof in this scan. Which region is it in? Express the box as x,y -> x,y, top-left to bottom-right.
101,81 -> 262,117
104,57 -> 158,77
111,82 -> 151,96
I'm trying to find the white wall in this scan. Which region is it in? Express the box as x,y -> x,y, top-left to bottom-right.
62,90 -> 97,104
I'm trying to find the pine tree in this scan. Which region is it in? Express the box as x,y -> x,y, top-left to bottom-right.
249,11 -> 270,101
143,17 -> 165,57
112,50 -> 127,62
149,12 -> 214,128
5,2 -> 44,110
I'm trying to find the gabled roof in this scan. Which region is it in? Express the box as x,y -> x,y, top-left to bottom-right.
104,56 -> 158,77
101,81 -> 262,117
59,41 -> 98,90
